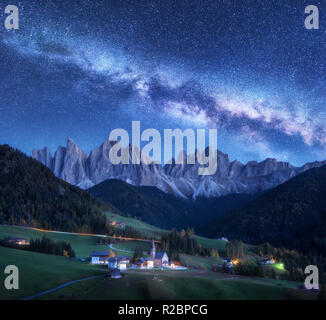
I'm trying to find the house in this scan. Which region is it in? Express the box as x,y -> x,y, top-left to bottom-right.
150,239 -> 169,267
118,256 -> 130,269
222,258 -> 233,268
219,237 -> 228,241
8,237 -> 29,246
170,260 -> 181,268
109,268 -> 121,279
135,257 -> 154,269
146,258 -> 154,269
116,222 -> 126,228
108,256 -> 130,270
108,221 -> 125,228
135,257 -> 147,269
260,258 -> 275,265
90,251 -> 110,265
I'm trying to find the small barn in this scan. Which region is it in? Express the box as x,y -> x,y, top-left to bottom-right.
110,268 -> 121,279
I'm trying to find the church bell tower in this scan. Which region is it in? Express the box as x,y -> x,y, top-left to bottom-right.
150,239 -> 156,260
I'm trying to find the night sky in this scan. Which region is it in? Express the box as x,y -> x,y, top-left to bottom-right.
0,0 -> 325,166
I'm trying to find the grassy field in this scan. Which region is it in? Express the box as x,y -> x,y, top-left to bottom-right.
104,212 -> 167,236
0,246 -> 106,300
35,270 -> 302,300
179,254 -> 223,270
263,264 -> 287,275
0,225 -> 111,258
195,236 -> 227,254
111,240 -> 151,252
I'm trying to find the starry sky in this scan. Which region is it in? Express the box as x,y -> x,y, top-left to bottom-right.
0,0 -> 325,166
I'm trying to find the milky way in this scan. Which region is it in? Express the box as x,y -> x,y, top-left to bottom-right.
0,0 -> 325,166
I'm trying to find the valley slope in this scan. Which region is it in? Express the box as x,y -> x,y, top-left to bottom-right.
88,178 -> 255,232
209,164 -> 326,253
0,145 -> 117,233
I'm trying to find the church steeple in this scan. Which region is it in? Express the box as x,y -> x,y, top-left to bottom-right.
150,239 -> 156,260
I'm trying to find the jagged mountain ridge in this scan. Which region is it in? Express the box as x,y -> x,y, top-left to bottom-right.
32,138 -> 326,199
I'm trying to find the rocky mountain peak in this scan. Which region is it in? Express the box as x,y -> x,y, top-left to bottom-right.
32,138 -> 326,199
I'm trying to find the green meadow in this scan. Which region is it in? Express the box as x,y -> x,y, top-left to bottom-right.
104,212 -> 167,236
35,270 -> 301,300
179,254 -> 223,270
0,246 -> 106,300
111,240 -> 151,252
194,236 -> 227,254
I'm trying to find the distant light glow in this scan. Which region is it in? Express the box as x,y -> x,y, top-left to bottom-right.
274,263 -> 285,271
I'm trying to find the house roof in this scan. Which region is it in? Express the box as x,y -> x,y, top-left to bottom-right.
155,252 -> 167,259
9,237 -> 27,241
91,251 -> 109,257
136,257 -> 146,264
108,256 -> 130,263
117,256 -> 130,262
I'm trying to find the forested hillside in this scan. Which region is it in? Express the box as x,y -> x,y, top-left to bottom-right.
0,145 -> 117,233
88,178 -> 255,232
213,165 -> 326,255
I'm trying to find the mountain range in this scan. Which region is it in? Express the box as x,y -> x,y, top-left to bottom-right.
33,138 -> 326,199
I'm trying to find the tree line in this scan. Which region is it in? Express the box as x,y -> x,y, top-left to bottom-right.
0,236 -> 75,257
159,228 -> 212,261
226,240 -> 247,259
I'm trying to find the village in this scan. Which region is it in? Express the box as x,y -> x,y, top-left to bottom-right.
90,240 -> 187,278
